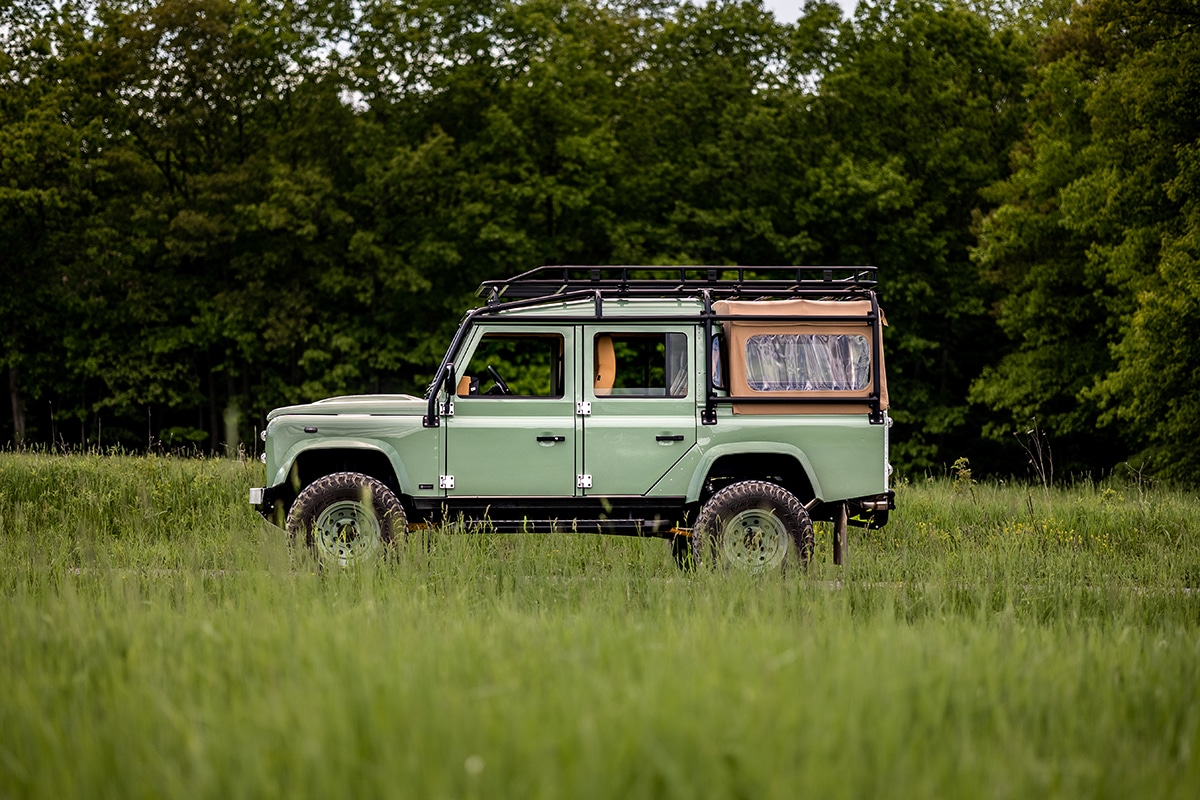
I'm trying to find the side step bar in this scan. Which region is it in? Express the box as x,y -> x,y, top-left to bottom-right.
460,518 -> 678,536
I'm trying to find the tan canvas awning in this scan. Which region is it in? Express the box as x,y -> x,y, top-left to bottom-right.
713,299 -> 888,415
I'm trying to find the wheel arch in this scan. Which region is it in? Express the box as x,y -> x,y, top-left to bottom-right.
687,444 -> 821,505
274,443 -> 409,508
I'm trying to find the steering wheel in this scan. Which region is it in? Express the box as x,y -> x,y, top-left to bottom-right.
485,364 -> 512,395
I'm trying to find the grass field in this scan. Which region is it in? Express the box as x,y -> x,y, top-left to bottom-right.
1,451 -> 1198,799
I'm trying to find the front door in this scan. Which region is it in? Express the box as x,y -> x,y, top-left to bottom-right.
444,327 -> 576,497
580,325 -> 698,496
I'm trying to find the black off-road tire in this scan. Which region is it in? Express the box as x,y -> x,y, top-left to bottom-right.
286,472 -> 406,567
690,480 -> 814,572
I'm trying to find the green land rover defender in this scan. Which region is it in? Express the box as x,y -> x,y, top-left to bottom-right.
250,266 -> 894,571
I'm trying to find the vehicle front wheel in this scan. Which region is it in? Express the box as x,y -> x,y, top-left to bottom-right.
286,472 -> 406,567
690,480 -> 814,572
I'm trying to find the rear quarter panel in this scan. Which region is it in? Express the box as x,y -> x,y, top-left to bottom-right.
655,412 -> 889,503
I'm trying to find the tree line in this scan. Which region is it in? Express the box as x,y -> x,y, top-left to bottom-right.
2,0 -> 1196,482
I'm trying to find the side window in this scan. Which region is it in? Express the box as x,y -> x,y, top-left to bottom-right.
744,333 -> 870,392
459,333 -> 564,397
711,332 -> 726,391
594,332 -> 688,398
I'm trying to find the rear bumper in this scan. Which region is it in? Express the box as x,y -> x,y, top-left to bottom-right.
848,490 -> 895,528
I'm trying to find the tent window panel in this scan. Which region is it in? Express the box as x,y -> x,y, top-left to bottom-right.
745,334 -> 870,392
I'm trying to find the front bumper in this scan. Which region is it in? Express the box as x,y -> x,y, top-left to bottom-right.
249,485 -> 292,526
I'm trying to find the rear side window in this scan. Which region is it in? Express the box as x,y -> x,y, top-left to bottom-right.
745,333 -> 870,392
594,332 -> 688,397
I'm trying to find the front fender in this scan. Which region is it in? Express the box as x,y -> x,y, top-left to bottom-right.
270,438 -> 415,493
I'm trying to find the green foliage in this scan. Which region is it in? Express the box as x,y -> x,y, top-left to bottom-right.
973,0 -> 1200,479
1,453 -> 1198,798
1080,0 -> 1200,482
950,455 -> 974,493
4,0 -> 1199,481
810,0 -> 1033,469
970,54 -> 1112,454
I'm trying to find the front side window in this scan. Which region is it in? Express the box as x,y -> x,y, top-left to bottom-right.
594,332 -> 688,397
745,333 -> 870,392
459,333 -> 563,397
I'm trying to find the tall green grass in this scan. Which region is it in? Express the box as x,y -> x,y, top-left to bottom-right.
1,452 -> 1197,799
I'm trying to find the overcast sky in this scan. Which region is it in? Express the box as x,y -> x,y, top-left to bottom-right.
762,0 -> 858,23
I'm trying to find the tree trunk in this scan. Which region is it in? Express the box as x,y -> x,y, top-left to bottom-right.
224,370 -> 239,457
208,351 -> 219,455
9,365 -> 26,444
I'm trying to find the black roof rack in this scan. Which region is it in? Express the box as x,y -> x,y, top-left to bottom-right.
476,265 -> 877,302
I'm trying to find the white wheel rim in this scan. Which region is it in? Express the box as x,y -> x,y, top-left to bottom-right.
313,500 -> 381,566
720,509 -> 788,571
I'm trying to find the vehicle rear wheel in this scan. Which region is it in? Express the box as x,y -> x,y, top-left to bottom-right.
286,472 -> 406,567
690,480 -> 814,572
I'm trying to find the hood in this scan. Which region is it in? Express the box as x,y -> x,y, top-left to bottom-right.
266,394 -> 426,421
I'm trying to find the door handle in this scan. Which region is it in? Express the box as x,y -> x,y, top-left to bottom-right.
537,435 -> 566,443
656,435 -> 685,442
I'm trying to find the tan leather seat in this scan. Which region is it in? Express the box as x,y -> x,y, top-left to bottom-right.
594,335 -> 615,395
457,375 -> 472,397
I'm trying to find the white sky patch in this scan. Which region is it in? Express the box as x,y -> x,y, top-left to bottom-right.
762,0 -> 858,23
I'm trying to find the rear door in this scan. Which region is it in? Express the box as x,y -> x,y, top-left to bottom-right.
580,326 -> 697,496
